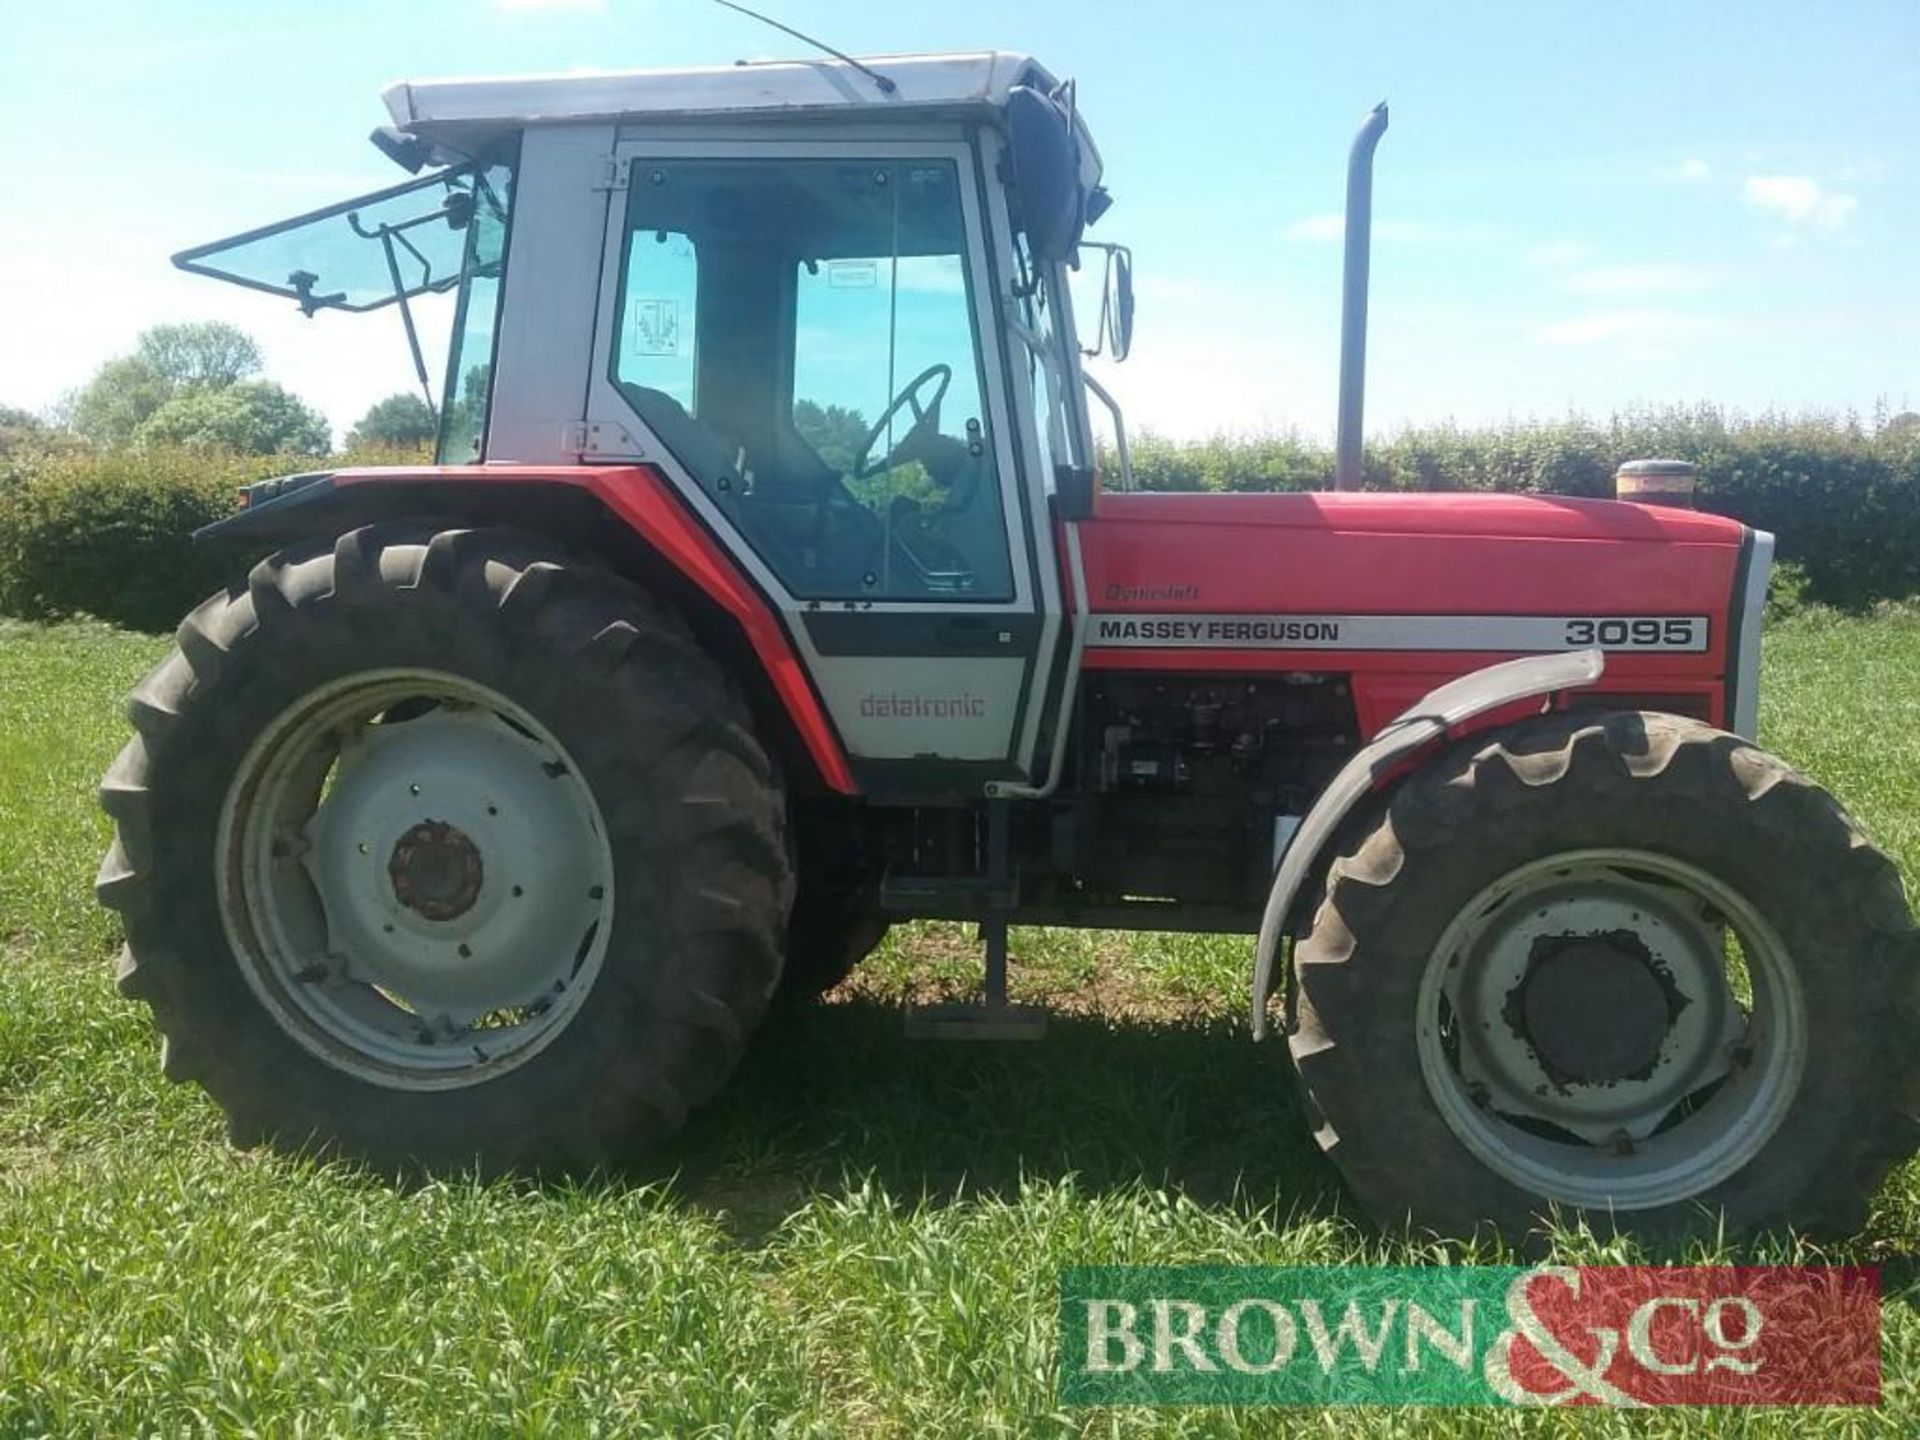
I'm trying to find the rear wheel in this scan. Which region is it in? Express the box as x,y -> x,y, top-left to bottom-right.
98,524 -> 792,1172
1290,710 -> 1919,1239
780,886 -> 888,998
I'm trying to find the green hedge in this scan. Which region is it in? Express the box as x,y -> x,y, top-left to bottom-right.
0,412 -> 1915,633
0,448 -> 249,631
0,445 -> 423,632
1130,408 -> 1920,608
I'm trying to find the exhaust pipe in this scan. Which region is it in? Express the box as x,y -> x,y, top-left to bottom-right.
1334,102 -> 1389,491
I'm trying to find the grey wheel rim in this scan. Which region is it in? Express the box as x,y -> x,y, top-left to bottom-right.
217,669 -> 615,1091
1415,848 -> 1807,1211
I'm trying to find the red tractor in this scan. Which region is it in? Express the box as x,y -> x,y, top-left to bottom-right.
100,52 -> 1916,1238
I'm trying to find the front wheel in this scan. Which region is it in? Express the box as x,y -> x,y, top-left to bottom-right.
1289,710 -> 1919,1239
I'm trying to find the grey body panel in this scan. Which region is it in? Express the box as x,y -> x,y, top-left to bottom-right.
384,51 -> 1104,199
1730,529 -> 1774,740
809,655 -> 1029,761
486,123 -> 617,463
1248,648 -> 1607,1039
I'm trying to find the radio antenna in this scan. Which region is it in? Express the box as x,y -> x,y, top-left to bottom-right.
711,0 -> 897,94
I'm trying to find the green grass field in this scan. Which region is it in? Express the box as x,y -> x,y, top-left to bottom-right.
3,610 -> 1919,1437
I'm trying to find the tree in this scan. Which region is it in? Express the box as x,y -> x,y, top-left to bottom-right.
135,380 -> 330,456
134,322 -> 263,389
1,405 -> 56,485
793,399 -> 869,475
65,321 -> 266,447
440,364 -> 493,464
64,356 -> 177,448
0,405 -> 45,457
345,393 -> 437,451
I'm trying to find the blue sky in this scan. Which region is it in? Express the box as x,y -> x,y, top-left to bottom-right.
2,0 -> 1914,442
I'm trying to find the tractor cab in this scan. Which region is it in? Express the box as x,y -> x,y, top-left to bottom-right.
177,53 -> 1130,784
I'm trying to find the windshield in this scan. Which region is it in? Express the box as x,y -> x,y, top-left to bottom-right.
173,153 -> 518,461
174,164 -> 509,315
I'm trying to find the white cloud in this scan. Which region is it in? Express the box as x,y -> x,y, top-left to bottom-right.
1678,158 -> 1711,182
1284,213 -> 1346,241
1743,174 -> 1858,230
1524,239 -> 1594,270
1536,309 -> 1703,347
1562,263 -> 1719,298
493,0 -> 604,11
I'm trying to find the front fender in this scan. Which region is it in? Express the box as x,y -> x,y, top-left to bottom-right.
196,464 -> 858,796
1249,648 -> 1606,1038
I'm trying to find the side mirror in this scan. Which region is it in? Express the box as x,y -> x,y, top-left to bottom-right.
1081,243 -> 1134,363
1007,86 -> 1084,261
1104,246 -> 1134,362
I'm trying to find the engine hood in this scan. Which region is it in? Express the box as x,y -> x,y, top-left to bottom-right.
1082,489 -> 1748,622
1077,488 -> 1756,737
1093,489 -> 1745,546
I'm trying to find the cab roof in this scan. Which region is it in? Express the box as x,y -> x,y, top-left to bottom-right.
383,50 -> 1060,140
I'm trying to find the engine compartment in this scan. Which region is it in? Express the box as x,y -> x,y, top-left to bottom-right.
1066,672 -> 1357,911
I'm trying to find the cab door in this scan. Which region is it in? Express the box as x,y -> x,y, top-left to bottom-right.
580,134 -> 1061,788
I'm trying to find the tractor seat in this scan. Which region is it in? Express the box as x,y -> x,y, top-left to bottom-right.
614,383 -> 743,503
614,381 -> 882,593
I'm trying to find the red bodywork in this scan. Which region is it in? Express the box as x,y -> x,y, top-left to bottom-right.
1078,490 -> 1748,736
330,464 -> 857,794
322,466 -> 1747,789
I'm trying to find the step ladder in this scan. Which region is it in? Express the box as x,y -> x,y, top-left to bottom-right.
900,801 -> 1047,1041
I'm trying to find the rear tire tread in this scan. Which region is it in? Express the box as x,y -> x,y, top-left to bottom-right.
99,522 -> 793,1174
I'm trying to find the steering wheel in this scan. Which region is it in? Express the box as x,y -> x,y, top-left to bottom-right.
853,364 -> 951,480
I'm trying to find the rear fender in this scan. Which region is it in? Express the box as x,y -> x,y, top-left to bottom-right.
196,464 -> 857,795
1249,648 -> 1605,1038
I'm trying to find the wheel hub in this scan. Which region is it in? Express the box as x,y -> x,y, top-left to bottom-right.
219,670 -> 615,1088
1416,849 -> 1807,1211
302,706 -> 608,1023
388,819 -> 485,921
1509,930 -> 1679,1085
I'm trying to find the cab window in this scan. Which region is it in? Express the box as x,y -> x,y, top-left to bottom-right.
611,158 -> 1013,602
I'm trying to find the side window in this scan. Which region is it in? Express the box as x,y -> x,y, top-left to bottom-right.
612,231 -> 698,410
610,158 -> 1014,602
435,162 -> 515,464
1011,234 -> 1086,495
